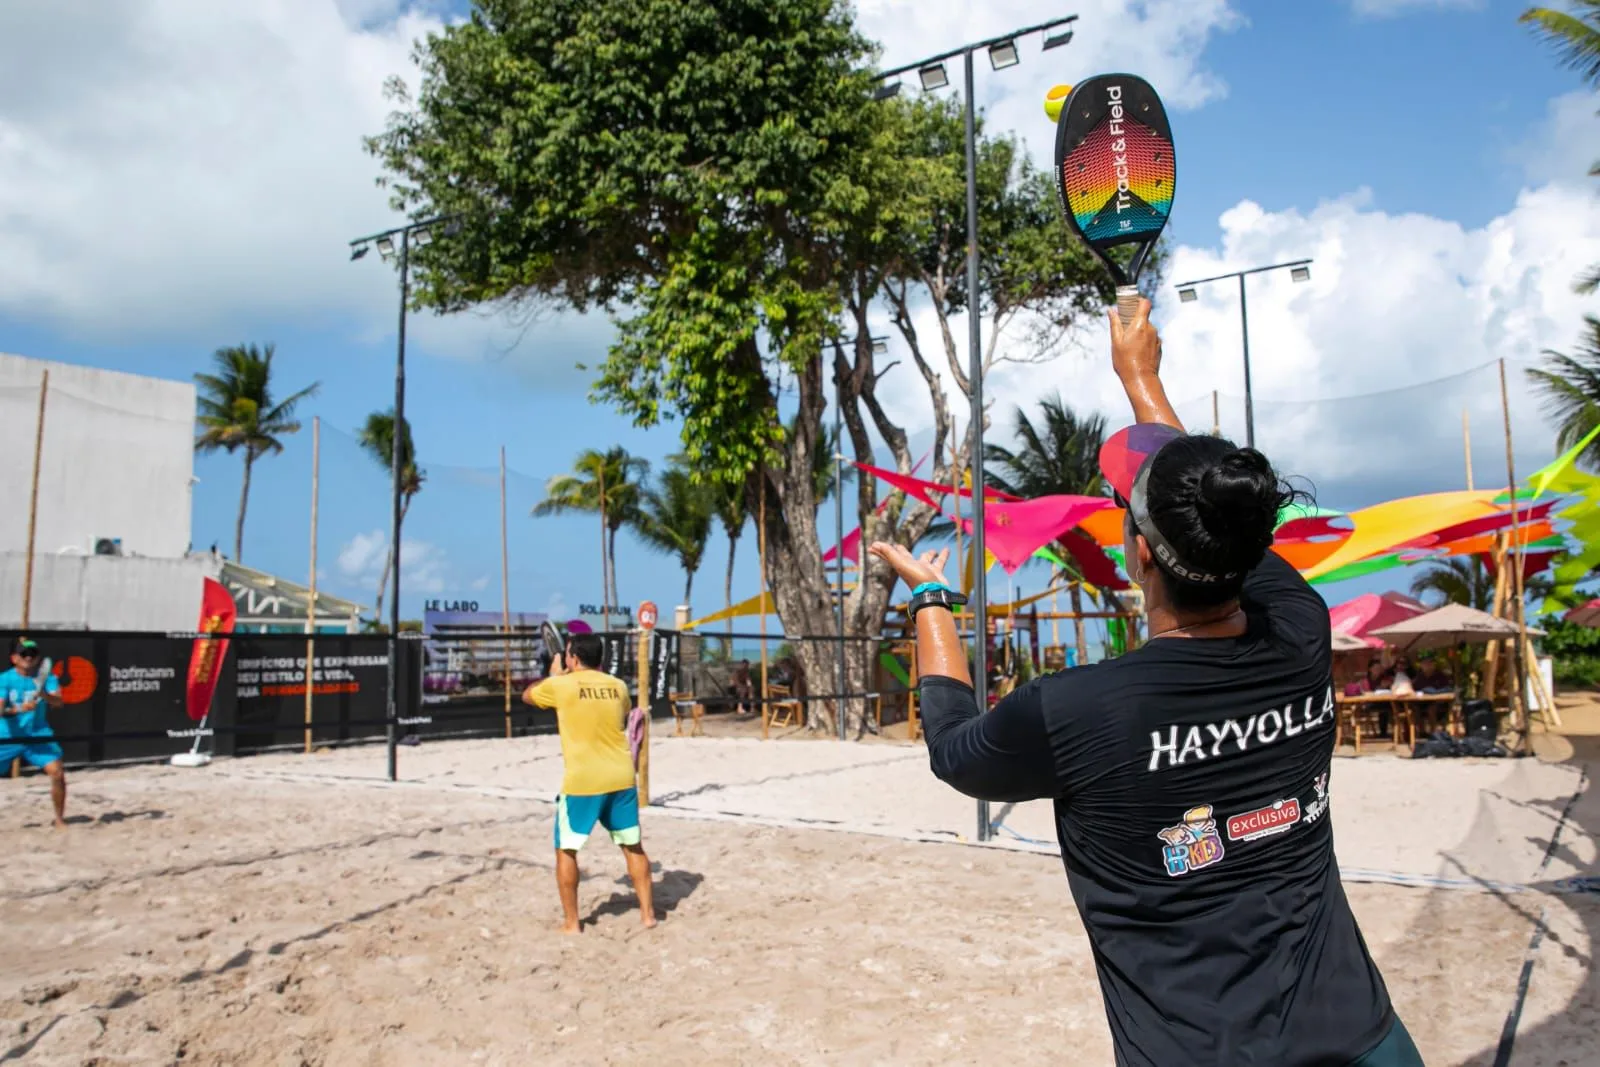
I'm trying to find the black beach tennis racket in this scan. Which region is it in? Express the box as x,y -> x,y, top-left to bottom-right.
540,621 -> 564,674
1052,73 -> 1175,325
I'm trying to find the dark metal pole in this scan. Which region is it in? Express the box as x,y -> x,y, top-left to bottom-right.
963,48 -> 991,844
1239,272 -> 1255,450
386,228 -> 409,783
835,367 -> 848,742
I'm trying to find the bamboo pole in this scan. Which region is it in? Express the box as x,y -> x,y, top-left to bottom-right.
1483,532 -> 1510,701
1499,359 -> 1530,744
950,434 -> 962,594
598,463 -> 611,634
1462,407 -> 1474,490
1049,588 -> 1060,650
636,629 -> 651,805
1211,390 -> 1220,437
22,370 -> 48,627
1071,583 -> 1089,667
500,446 -> 513,740
304,416 -> 319,754
758,471 -> 770,741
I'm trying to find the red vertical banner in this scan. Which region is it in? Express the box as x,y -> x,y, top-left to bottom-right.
186,577 -> 236,722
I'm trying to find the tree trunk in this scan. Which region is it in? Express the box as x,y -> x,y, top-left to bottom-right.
607,525 -> 620,622
724,531 -> 739,616
1071,582 -> 1089,667
373,495 -> 412,625
683,565 -> 694,612
234,451 -> 254,562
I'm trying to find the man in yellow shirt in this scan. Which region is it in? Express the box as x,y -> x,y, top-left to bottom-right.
523,632 -> 656,934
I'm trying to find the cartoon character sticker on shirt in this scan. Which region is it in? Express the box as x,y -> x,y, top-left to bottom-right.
1157,804 -> 1226,877
1303,770 -> 1330,825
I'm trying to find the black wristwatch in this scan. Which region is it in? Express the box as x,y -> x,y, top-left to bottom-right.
909,586 -> 968,621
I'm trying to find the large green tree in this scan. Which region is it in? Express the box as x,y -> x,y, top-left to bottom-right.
533,446 -> 650,613
369,0 -> 1123,732
193,343 -> 319,563
358,410 -> 425,620
1410,556 -> 1495,612
635,455 -> 715,606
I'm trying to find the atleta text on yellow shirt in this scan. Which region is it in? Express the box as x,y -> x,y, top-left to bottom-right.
525,670 -> 635,796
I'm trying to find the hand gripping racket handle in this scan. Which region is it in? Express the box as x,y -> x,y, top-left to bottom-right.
1116,286 -> 1141,327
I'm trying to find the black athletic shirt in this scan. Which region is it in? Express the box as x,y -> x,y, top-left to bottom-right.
918,551 -> 1394,1067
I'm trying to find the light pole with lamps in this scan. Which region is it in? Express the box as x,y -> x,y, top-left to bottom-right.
833,335 -> 888,742
1174,259 -> 1312,449
873,14 -> 1076,843
349,214 -> 453,782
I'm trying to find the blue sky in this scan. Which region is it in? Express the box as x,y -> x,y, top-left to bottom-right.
1,0 -> 1596,638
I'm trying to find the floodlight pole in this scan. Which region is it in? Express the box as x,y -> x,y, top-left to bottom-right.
349,214 -> 449,782
834,363 -> 848,743
874,14 -> 1076,844
1172,258 -> 1312,450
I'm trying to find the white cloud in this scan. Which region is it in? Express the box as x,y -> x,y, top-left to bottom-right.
856,0 -> 1243,170
545,591 -> 570,621
876,162 -> 1600,508
1518,90 -> 1600,187
336,528 -> 450,594
0,0 -> 1238,378
469,574 -> 490,592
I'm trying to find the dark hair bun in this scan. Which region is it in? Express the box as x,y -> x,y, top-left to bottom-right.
1141,435 -> 1312,607
1195,448 -> 1280,554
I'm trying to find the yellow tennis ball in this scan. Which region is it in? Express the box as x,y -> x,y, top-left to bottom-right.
1044,83 -> 1072,123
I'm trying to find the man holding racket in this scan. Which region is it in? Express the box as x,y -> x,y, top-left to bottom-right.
0,636 -> 68,828
869,300 -> 1420,1066
522,632 -> 656,934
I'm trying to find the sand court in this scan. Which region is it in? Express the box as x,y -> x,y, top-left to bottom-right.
1,734 -> 1595,1065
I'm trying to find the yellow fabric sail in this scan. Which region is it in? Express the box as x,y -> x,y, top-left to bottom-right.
682,590 -> 777,629
1302,490 -> 1506,581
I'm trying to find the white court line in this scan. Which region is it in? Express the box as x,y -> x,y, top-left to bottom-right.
210,765 -> 1593,893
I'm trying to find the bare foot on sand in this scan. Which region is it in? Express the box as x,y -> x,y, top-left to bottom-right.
53,818 -> 67,830
641,915 -> 658,930
559,921 -> 582,936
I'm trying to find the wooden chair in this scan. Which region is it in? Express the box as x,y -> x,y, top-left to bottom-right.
670,691 -> 703,737
765,683 -> 803,731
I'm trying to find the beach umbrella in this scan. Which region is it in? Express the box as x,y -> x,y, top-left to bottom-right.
1368,603 -> 1538,652
1331,632 -> 1373,653
1565,599 -> 1600,628
1328,591 -> 1430,646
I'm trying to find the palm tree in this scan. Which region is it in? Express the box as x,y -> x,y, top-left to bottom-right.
1521,2 -> 1600,87
635,457 -> 715,606
980,394 -> 1109,662
1526,316 -> 1600,468
1521,2 -> 1600,292
534,447 -> 650,613
1410,557 -> 1496,612
713,478 -> 748,615
358,410 -> 425,621
985,394 -> 1109,500
194,343 -> 319,562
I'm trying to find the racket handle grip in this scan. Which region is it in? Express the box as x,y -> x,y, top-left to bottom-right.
1116,286 -> 1142,328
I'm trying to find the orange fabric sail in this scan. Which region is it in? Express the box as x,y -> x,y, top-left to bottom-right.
1303,491 -> 1506,581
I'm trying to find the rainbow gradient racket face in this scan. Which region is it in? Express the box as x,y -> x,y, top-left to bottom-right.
1053,73 -> 1175,287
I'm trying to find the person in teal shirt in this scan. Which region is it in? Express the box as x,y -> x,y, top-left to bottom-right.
0,636 -> 67,827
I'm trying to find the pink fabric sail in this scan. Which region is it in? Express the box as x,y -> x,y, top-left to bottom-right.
957,495 -> 1114,574
1328,592 -> 1430,648
853,462 -> 1021,507
823,527 -> 863,565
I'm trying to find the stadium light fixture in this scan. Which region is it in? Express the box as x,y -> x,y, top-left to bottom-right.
1043,29 -> 1075,50
1178,287 -> 1198,303
874,81 -> 903,101
988,40 -> 1019,70
918,63 -> 949,91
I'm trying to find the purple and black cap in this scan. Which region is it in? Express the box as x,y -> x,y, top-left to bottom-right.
1098,423 -> 1242,586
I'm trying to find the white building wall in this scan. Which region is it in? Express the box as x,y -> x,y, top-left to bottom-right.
0,353 -> 194,559
0,552 -> 221,631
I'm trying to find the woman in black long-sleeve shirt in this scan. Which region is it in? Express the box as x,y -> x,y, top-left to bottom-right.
868,299 -> 1421,1067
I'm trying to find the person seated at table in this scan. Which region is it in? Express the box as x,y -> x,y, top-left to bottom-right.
1415,659 -> 1453,694
729,659 -> 754,715
1390,655 -> 1416,695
